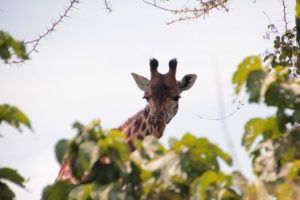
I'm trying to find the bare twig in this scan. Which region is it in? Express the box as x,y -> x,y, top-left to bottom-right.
281,0 -> 289,32
213,62 -> 242,171
198,94 -> 246,121
104,0 -> 113,13
262,11 -> 272,26
197,62 -> 244,171
262,11 -> 278,40
9,0 -> 80,64
143,0 -> 229,25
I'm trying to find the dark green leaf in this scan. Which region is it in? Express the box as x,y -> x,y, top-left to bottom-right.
246,70 -> 266,103
0,168 -> 25,188
232,56 -> 263,95
55,139 -> 69,164
292,110 -> 300,123
0,104 -> 32,132
0,182 -> 15,200
0,31 -> 29,63
42,181 -> 73,200
69,184 -> 92,200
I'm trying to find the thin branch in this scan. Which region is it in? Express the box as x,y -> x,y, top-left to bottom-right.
211,62 -> 242,172
281,0 -> 289,32
104,0 -> 113,13
143,0 -> 229,25
9,0 -> 80,64
198,94 -> 246,121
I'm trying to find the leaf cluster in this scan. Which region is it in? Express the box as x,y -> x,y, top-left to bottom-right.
0,104 -> 32,133
43,121 -> 241,200
0,167 -> 26,200
263,28 -> 298,70
233,56 -> 300,198
0,31 -> 29,63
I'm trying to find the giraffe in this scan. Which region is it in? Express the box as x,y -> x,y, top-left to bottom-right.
56,58 -> 197,184
118,58 -> 197,149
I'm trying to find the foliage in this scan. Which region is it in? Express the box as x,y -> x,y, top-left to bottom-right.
43,120 -> 242,200
233,55 -> 300,199
0,104 -> 32,133
0,104 -> 31,199
263,26 -> 299,70
297,1 -> 300,17
0,168 -> 26,200
0,31 -> 29,63
0,31 -> 31,199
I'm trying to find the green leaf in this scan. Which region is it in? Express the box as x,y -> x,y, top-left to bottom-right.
275,108 -> 290,132
55,139 -> 69,164
296,3 -> 300,17
191,171 -> 229,200
220,188 -> 240,200
90,182 -> 124,200
0,31 -> 29,63
68,184 -> 92,200
42,181 -> 73,200
292,110 -> 300,123
0,168 -> 25,188
265,82 -> 300,109
246,70 -> 266,103
242,118 -> 281,150
78,141 -> 99,171
0,182 -> 15,200
287,160 -> 300,179
232,56 -> 263,95
0,104 -> 32,132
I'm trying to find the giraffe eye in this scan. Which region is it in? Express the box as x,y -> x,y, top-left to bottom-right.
172,95 -> 181,101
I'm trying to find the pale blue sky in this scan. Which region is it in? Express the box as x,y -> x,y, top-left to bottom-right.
0,0 -> 295,199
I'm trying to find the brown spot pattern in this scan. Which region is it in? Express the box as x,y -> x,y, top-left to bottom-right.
126,128 -> 131,136
144,107 -> 149,118
141,122 -> 146,131
133,117 -> 142,133
137,134 -> 144,140
146,130 -> 151,135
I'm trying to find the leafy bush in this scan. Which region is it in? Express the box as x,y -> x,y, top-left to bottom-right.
233,55 -> 300,199
43,120 -> 240,200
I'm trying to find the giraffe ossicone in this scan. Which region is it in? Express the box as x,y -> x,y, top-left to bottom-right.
56,58 -> 197,184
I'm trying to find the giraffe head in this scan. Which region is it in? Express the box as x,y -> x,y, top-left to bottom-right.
131,58 -> 197,135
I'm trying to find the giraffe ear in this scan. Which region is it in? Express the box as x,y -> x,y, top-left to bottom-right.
131,73 -> 150,91
179,74 -> 197,91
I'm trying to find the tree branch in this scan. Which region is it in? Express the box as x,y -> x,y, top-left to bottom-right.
104,0 -> 113,13
282,0 -> 289,31
143,0 -> 229,25
9,0 -> 80,64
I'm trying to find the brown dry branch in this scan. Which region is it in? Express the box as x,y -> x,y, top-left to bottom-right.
9,0 -> 80,64
143,0 -> 229,25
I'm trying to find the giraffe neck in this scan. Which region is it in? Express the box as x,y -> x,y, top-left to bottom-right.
117,105 -> 167,146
